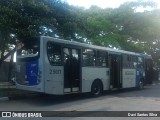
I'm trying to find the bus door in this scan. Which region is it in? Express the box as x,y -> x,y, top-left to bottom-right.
109,54 -> 122,89
144,58 -> 153,84
63,48 -> 81,93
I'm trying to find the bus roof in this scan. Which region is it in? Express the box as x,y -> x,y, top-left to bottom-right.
41,36 -> 151,58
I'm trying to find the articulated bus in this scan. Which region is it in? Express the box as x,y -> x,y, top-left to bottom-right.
16,36 -> 153,96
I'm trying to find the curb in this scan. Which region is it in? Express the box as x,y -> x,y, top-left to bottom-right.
0,97 -> 9,101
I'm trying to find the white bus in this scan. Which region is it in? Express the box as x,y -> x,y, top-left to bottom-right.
16,36 -> 153,96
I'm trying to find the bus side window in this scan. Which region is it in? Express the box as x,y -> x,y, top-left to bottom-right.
97,51 -> 108,67
122,54 -> 129,68
127,55 -> 131,68
63,48 -> 70,63
83,49 -> 96,66
132,56 -> 138,68
123,54 -> 134,68
137,57 -> 144,68
47,42 -> 62,66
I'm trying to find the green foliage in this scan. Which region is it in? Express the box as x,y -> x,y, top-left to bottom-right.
0,0 -> 160,66
0,0 -> 83,57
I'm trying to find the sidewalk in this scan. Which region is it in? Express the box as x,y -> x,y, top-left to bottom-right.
0,82 -> 17,101
0,82 -> 16,88
0,97 -> 9,101
0,80 -> 160,102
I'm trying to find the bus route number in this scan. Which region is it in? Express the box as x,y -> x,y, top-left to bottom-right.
49,69 -> 61,74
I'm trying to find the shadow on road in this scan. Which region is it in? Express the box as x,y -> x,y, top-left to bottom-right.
107,84 -> 160,98
7,83 -> 160,107
8,92 -> 94,106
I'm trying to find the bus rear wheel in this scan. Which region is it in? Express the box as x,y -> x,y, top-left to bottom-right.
91,80 -> 103,97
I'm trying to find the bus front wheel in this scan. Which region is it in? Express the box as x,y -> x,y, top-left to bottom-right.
91,80 -> 103,97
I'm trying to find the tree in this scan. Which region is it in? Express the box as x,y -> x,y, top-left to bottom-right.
0,0 -> 160,68
0,0 -> 84,66
78,1 -> 160,66
79,6 -> 120,47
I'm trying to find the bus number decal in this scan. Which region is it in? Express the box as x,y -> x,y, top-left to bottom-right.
49,69 -> 61,74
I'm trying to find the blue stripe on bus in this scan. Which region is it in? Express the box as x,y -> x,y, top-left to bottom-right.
26,60 -> 38,86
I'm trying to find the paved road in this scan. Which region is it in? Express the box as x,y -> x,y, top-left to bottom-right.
1,83 -> 160,120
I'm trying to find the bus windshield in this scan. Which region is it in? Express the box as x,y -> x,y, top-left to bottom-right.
17,37 -> 39,57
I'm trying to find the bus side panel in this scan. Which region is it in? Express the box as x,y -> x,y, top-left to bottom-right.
43,39 -> 64,95
81,67 -> 110,93
122,69 -> 136,88
44,65 -> 64,95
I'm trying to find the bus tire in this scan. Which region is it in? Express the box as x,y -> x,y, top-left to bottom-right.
91,80 -> 103,97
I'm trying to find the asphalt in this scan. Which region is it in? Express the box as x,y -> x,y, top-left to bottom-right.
0,97 -> 9,101
0,80 -> 160,101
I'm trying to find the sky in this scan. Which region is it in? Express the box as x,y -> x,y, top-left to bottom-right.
65,0 -> 160,10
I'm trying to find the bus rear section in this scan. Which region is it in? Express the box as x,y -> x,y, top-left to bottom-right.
16,37 -> 44,93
